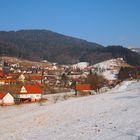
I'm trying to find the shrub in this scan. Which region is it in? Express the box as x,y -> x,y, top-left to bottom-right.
77,91 -> 91,96
118,67 -> 137,81
84,73 -> 107,92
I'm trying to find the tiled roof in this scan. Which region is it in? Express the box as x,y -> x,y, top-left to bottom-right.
30,75 -> 43,80
0,71 -> 5,77
0,78 -> 16,83
76,84 -> 92,91
20,84 -> 43,94
0,92 -> 7,99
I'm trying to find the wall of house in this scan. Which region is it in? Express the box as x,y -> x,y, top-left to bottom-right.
19,94 -> 41,100
20,86 -> 27,93
0,81 -> 5,85
1,93 -> 14,105
0,100 -> 2,104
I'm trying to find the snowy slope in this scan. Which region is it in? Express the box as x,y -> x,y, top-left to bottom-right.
0,80 -> 140,140
91,58 -> 128,80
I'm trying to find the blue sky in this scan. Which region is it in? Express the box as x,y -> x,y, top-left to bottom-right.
0,0 -> 140,47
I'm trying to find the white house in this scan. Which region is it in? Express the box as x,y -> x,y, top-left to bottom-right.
0,92 -> 15,106
18,74 -> 25,83
18,84 -> 43,102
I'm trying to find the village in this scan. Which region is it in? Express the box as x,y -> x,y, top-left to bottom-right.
0,56 -> 139,106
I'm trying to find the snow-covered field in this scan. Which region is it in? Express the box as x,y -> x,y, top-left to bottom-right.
92,58 -> 128,80
0,80 -> 140,140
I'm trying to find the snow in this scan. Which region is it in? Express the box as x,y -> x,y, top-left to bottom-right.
73,62 -> 89,69
0,80 -> 140,140
92,58 -> 125,80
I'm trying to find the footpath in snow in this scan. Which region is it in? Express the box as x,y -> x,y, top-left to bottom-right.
0,80 -> 140,140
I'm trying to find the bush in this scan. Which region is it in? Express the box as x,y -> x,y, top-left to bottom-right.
84,73 -> 107,92
77,91 -> 91,96
118,67 -> 137,81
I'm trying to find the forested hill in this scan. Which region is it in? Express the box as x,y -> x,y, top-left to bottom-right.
0,30 -> 103,63
0,29 -> 140,65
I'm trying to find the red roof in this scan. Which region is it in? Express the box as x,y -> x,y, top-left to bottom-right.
7,73 -> 19,76
20,84 -> 43,94
0,92 -> 7,99
30,75 -> 43,80
0,71 -> 5,77
0,78 -> 16,83
76,84 -> 92,91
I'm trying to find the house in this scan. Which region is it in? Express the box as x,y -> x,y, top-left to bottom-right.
0,71 -> 5,78
0,78 -> 16,85
18,74 -> 25,83
30,75 -> 44,83
76,84 -> 92,91
75,84 -> 92,96
18,84 -> 43,102
6,73 -> 19,79
0,92 -> 15,105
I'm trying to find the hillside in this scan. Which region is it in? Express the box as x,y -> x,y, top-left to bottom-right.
0,80 -> 140,140
91,58 -> 131,80
0,30 -> 140,65
0,30 -> 102,64
0,56 -> 52,68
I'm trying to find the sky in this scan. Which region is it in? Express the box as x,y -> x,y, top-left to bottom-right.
0,0 -> 140,47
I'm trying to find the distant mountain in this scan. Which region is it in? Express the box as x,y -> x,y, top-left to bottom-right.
80,45 -> 140,66
0,30 -> 103,64
0,29 -> 140,65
